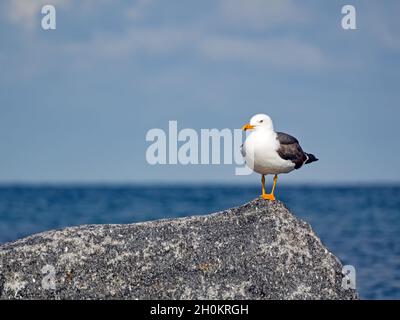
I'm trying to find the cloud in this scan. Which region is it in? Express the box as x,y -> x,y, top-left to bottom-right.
198,35 -> 327,69
63,27 -> 192,60
364,2 -> 400,52
61,25 -> 327,70
379,29 -> 400,51
3,0 -> 113,30
125,0 -> 155,21
4,0 -> 69,30
2,0 -> 328,74
219,0 -> 310,30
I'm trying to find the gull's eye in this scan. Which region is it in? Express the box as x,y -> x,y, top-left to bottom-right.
259,120 -> 263,123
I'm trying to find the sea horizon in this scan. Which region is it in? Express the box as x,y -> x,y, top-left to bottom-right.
1,181 -> 400,187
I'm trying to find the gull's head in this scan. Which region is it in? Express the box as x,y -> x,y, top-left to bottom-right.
242,114 -> 273,132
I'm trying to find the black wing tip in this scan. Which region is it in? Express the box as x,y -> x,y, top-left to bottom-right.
305,153 -> 318,164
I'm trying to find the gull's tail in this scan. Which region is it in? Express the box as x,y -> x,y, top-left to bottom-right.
305,153 -> 318,165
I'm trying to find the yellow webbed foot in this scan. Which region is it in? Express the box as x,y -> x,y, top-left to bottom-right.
261,193 -> 276,201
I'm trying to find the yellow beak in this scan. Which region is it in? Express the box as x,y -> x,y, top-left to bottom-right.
242,123 -> 255,131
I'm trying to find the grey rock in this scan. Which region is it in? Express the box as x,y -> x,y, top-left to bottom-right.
0,199 -> 357,300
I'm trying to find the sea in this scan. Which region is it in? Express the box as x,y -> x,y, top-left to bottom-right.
0,184 -> 399,300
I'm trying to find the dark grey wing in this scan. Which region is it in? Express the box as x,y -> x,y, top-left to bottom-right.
276,132 -> 307,169
277,132 -> 298,144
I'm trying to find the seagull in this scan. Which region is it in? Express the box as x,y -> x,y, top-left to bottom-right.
241,114 -> 318,201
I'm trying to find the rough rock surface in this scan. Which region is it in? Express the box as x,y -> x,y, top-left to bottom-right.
0,199 -> 357,299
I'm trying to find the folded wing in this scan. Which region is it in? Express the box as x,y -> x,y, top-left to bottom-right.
276,132 -> 307,169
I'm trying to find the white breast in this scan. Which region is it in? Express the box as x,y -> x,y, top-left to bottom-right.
243,130 -> 295,175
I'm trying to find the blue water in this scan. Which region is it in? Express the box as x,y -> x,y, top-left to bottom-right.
0,185 -> 399,300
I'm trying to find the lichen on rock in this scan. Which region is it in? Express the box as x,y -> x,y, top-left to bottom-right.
0,199 -> 357,299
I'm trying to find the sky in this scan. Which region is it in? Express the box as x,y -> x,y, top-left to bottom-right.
0,0 -> 399,184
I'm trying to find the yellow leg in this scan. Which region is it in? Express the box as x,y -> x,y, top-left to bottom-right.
261,175 -> 266,195
271,174 -> 278,195
261,174 -> 277,201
